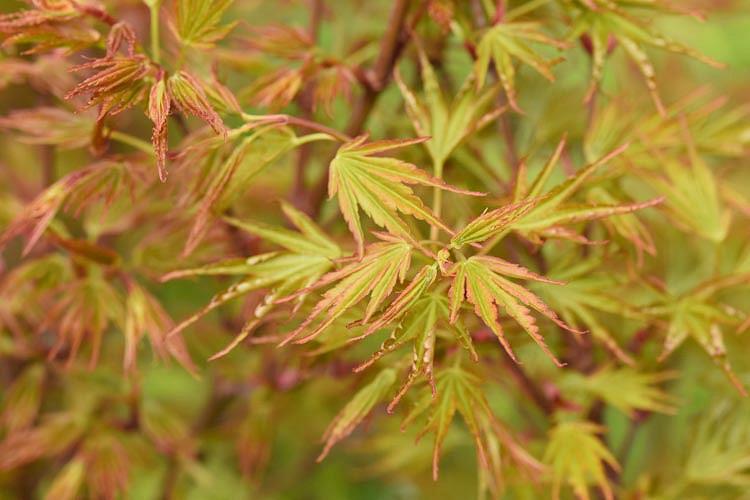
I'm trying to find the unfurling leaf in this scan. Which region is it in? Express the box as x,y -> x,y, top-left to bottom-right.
168,71 -> 227,136
148,72 -> 171,181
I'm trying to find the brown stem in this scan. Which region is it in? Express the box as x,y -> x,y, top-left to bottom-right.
493,0 -> 506,23
291,0 -> 326,212
307,0 -> 416,217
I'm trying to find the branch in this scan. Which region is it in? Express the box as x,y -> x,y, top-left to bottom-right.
307,0 -> 417,217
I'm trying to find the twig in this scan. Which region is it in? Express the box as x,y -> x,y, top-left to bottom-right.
307,0 -> 417,218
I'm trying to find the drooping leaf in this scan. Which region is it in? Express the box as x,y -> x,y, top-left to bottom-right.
166,203 -> 340,356
317,368 -> 396,461
402,366 -> 492,480
564,0 -> 722,112
448,255 -> 580,366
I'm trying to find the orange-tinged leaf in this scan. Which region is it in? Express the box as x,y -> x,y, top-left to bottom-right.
280,238 -> 413,345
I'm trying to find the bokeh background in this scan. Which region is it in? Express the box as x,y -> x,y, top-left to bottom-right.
0,0 -> 749,498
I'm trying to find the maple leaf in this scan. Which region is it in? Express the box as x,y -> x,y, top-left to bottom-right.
401,366 -> 494,480
563,0 -> 723,113
279,234 -> 413,345
395,45 -> 504,167
349,271 -> 479,410
562,367 -> 676,416
531,252 -> 638,363
165,202 -> 340,357
0,160 -> 134,256
474,22 -> 567,112
0,365 -> 44,433
172,0 -> 237,48
0,106 -> 94,149
328,135 -> 483,256
66,55 -> 154,119
639,129 -> 729,242
317,368 -> 396,461
448,254 -> 581,366
544,420 -> 619,500
642,273 -> 750,396
450,139 -> 660,250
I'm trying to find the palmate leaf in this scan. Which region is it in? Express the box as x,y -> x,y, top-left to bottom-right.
317,368 -> 396,461
640,272 -> 750,395
448,255 -> 581,366
0,106 -> 94,149
164,202 -> 340,356
395,46 -> 504,167
0,160 -> 135,256
585,88 -> 750,163
279,234 -> 413,345
352,276 -> 478,372
640,133 -> 729,242
0,364 -> 44,433
531,253 -> 636,363
684,401 -> 750,489
563,0 -> 722,112
562,367 -> 676,416
474,22 -> 567,112
509,140 -> 662,244
43,272 -> 124,368
544,420 -> 619,500
173,0 -> 237,48
642,274 -> 750,396
451,139 -> 660,249
328,135 -> 484,256
402,366 -> 494,480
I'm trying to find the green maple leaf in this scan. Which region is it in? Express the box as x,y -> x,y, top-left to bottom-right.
328,135 -> 483,256
402,366 -> 492,480
450,139 -> 660,250
544,419 -> 619,500
448,254 -> 581,366
563,0 -> 722,112
642,273 -> 750,396
474,22 -> 567,112
164,202 -> 340,357
396,45 -> 504,167
174,0 -> 238,48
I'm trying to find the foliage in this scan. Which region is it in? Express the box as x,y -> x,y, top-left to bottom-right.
0,0 -> 748,498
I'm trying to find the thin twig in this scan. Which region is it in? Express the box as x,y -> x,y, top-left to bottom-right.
307,0 -> 417,218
